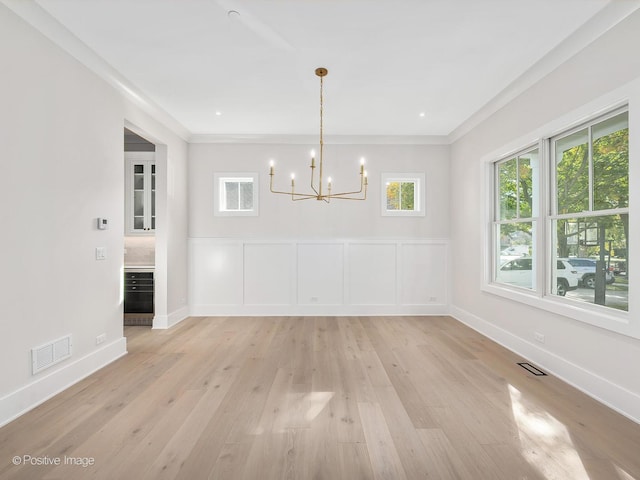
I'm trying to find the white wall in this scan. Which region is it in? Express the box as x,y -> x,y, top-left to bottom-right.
450,9 -> 640,422
189,143 -> 450,239
0,4 -> 189,425
188,143 -> 450,316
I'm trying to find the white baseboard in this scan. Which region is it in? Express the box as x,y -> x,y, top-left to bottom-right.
152,306 -> 189,329
0,337 -> 127,428
189,304 -> 450,317
450,305 -> 640,425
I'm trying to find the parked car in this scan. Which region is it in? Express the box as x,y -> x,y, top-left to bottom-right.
560,258 -> 615,288
497,258 -> 580,296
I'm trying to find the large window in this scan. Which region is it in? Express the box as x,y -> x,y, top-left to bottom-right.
494,148 -> 539,291
492,107 -> 629,313
551,109 -> 629,310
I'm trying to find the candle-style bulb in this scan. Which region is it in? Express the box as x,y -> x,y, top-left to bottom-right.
310,150 -> 315,158
360,157 -> 365,165
327,176 -> 332,184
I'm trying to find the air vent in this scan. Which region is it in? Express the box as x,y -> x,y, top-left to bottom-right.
517,362 -> 547,376
32,335 -> 72,375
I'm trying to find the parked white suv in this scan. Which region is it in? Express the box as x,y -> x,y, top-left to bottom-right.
560,258 -> 614,288
497,258 -> 580,296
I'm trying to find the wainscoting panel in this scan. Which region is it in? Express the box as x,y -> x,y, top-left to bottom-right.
189,241 -> 243,306
189,238 -> 449,316
347,243 -> 397,305
400,243 -> 448,305
297,243 -> 344,305
244,243 -> 295,305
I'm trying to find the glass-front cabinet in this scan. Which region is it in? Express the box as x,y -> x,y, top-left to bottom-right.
125,152 -> 155,234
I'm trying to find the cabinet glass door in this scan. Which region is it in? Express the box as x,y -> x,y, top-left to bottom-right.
126,154 -> 156,234
133,164 -> 146,230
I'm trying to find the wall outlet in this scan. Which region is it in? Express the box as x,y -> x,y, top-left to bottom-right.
534,332 -> 545,343
96,334 -> 106,345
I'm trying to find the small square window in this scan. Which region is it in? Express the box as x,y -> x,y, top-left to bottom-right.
214,173 -> 259,216
381,173 -> 425,216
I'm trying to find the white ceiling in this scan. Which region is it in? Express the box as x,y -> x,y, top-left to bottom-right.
15,0 -> 635,139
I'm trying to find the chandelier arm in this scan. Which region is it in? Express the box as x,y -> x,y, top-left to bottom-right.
326,188 -> 367,199
322,176 -> 366,197
310,165 -> 319,196
292,195 -> 321,202
270,174 -> 318,198
328,188 -> 363,197
325,194 -> 367,201
271,190 -> 318,198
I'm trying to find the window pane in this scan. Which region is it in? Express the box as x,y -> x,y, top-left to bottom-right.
224,182 -> 239,210
553,214 -> 628,311
134,173 -> 144,190
498,159 -> 517,220
400,182 -> 415,210
556,129 -> 589,214
386,182 -> 400,210
240,182 -> 253,210
134,217 -> 144,230
134,191 -> 144,216
496,222 -> 534,289
518,149 -> 538,218
593,112 -> 629,211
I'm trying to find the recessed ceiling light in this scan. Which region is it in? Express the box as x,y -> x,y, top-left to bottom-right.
227,10 -> 241,21
215,111 -> 222,116
419,112 -> 426,118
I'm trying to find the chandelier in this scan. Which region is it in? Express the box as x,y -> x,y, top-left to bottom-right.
269,67 -> 368,202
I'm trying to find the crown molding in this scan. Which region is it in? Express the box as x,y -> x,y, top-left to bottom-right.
188,134 -> 449,145
6,0 -> 637,147
447,1 -> 640,144
2,0 -> 190,142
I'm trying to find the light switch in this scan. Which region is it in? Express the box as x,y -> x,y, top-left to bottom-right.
95,247 -> 106,260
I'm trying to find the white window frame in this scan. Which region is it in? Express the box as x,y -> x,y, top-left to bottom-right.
481,96 -> 634,339
492,146 -> 540,292
214,172 -> 259,217
381,172 -> 425,217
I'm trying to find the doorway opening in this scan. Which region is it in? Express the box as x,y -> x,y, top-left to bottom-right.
124,127 -> 155,326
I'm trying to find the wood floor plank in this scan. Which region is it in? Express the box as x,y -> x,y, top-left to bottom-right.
372,385 -> 436,478
1,316 -> 639,480
357,401 -> 408,480
338,442 -> 375,480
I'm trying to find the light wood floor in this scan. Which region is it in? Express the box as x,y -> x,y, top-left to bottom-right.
1,316 -> 639,480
